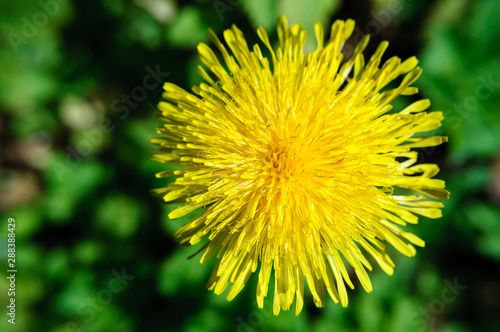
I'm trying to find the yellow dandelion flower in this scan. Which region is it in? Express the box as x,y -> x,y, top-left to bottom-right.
151,15 -> 449,315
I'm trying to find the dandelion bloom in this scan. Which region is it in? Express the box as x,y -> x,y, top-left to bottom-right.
151,16 -> 448,315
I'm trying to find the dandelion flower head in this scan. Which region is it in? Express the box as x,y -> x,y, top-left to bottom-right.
151,16 -> 449,315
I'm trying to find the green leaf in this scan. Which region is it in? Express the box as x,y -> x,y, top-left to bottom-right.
242,0 -> 278,30
184,308 -> 228,332
166,6 -> 209,47
96,194 -> 141,238
74,241 -> 104,264
277,0 -> 341,49
157,248 -> 213,296
44,154 -> 108,222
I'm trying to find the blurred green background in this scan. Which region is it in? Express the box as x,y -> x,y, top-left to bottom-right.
1,0 -> 500,331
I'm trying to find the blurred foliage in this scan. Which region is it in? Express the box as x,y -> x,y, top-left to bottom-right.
1,0 -> 499,331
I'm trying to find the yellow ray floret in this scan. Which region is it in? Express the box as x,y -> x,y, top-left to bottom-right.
150,15 -> 449,315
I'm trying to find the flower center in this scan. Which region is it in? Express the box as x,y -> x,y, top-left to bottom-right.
263,143 -> 299,178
